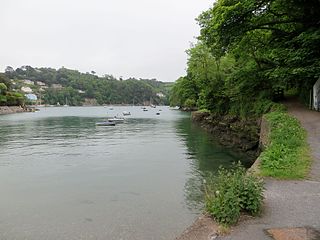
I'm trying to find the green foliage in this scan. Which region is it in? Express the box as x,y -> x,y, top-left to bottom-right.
170,0 -> 320,116
260,111 -> 310,179
169,76 -> 197,107
0,95 -> 7,105
0,83 -> 7,94
197,108 -> 210,114
5,92 -> 25,106
5,66 -> 171,106
184,98 -> 196,108
205,163 -> 264,226
0,74 -> 25,106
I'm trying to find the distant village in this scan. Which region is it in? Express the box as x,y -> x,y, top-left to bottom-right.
11,79 -> 65,105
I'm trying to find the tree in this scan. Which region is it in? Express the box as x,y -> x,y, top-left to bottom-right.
0,83 -> 7,94
198,0 -> 320,101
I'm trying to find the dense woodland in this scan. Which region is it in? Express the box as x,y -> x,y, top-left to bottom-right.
170,0 -> 320,117
1,66 -> 172,106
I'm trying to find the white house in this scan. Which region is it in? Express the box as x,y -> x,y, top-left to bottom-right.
313,78 -> 320,111
36,81 -> 46,86
23,79 -> 34,85
25,94 -> 37,101
21,86 -> 33,93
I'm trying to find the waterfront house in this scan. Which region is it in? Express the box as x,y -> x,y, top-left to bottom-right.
21,86 -> 33,93
23,79 -> 34,85
36,81 -> 46,86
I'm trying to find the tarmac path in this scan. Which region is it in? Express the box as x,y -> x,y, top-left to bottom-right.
217,100 -> 320,240
177,100 -> 320,240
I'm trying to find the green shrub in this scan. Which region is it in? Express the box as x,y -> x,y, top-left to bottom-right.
184,98 -> 196,108
0,95 -> 7,105
205,163 -> 264,226
260,111 -> 310,179
198,108 -> 211,113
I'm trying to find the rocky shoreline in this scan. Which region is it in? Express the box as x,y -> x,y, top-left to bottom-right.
175,112 -> 267,240
191,111 -> 261,158
0,106 -> 27,115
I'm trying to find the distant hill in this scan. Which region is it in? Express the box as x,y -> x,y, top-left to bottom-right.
3,66 -> 173,106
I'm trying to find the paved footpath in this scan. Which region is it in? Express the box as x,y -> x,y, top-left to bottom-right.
217,101 -> 320,240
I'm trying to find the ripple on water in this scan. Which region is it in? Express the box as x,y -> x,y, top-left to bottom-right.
0,107 -> 249,240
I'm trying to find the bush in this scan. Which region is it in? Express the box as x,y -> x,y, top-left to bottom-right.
6,92 -> 25,106
260,111 -> 310,179
184,98 -> 196,108
205,163 -> 264,226
0,95 -> 7,105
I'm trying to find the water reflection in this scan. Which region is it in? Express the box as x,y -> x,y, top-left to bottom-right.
175,117 -> 254,211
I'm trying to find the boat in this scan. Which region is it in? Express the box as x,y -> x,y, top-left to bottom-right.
96,121 -> 116,126
107,116 -> 125,123
123,111 -> 131,116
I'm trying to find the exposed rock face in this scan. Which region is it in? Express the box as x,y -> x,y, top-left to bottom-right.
0,106 -> 26,115
191,111 -> 261,158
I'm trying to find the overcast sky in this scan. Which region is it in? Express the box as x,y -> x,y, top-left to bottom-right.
1,0 -> 213,82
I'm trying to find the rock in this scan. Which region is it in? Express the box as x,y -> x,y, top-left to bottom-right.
0,106 -> 25,115
191,111 -> 261,159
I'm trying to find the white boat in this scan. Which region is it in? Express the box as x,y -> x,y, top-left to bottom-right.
107,116 -> 125,123
123,111 -> 131,116
96,121 -> 116,126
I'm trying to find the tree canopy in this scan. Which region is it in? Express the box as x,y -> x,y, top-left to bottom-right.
170,0 -> 320,116
4,66 -> 173,106
0,74 -> 25,106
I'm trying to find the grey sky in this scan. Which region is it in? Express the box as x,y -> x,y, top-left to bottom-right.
1,0 -> 213,82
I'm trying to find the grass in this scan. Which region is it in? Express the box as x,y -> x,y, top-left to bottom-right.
260,111 -> 311,179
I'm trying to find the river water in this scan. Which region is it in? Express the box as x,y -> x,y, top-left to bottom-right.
0,106 -> 250,240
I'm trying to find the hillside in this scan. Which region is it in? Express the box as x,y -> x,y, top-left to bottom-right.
2,66 -> 173,106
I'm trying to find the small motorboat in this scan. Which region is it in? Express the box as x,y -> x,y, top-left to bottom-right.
96,121 -> 116,126
123,111 -> 131,116
107,116 -> 125,123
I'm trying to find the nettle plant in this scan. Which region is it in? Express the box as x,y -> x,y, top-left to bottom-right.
205,163 -> 264,226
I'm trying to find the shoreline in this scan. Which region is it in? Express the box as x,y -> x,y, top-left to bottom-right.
0,106 -> 27,115
175,113 -> 267,240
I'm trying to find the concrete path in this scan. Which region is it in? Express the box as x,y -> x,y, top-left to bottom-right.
217,101 -> 320,240
286,100 -> 320,182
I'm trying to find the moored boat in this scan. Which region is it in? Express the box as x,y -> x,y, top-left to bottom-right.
107,116 -> 125,123
96,121 -> 116,126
